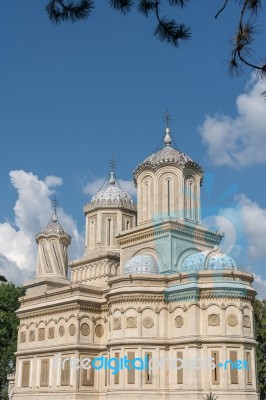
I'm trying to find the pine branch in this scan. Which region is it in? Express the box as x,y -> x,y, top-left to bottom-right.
46,0 -> 94,23
109,0 -> 134,14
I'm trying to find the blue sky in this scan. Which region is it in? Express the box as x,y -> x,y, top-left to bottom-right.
0,1 -> 266,297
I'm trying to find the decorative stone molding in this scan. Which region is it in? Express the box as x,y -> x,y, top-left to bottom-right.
69,324 -> 76,336
143,317 -> 154,329
243,315 -> 251,328
175,316 -> 184,328
126,317 -> 137,328
59,326 -> 65,337
15,343 -> 108,356
80,323 -> 90,336
208,314 -> 220,326
113,317 -> 121,330
20,332 -> 26,343
29,330 -> 35,342
227,314 -> 238,327
48,327 -> 55,339
95,324 -> 104,337
106,336 -> 257,347
38,328 -> 45,341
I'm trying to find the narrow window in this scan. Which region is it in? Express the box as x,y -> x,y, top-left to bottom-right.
126,220 -> 130,230
145,352 -> 152,383
230,350 -> 238,384
61,358 -> 70,386
21,361 -> 30,387
246,351 -> 252,384
81,357 -> 94,386
176,351 -> 183,384
167,180 -> 171,217
127,352 -> 135,384
107,219 -> 111,247
52,244 -> 60,269
211,351 -> 220,385
114,353 -> 119,384
40,359 -> 49,387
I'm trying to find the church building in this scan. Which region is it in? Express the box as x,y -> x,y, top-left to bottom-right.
11,124 -> 259,399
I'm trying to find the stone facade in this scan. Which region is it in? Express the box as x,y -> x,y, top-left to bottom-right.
12,127 -> 259,399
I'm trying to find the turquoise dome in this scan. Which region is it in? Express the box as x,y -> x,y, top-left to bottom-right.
180,248 -> 237,272
123,254 -> 159,274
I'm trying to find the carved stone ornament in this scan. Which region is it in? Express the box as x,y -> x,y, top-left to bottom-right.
38,328 -> 45,341
201,303 -> 207,310
175,316 -> 184,328
59,326 -> 65,337
143,316 -> 154,329
48,327 -> 55,339
80,323 -> 90,336
208,314 -> 220,326
227,314 -> 238,327
126,317 -> 137,328
69,324 -> 76,336
243,315 -> 251,328
20,332 -> 26,343
29,330 -> 35,342
95,324 -> 104,338
113,317 -> 121,330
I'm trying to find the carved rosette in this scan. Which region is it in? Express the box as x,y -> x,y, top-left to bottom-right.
80,323 -> 90,336
227,314 -> 238,327
95,324 -> 104,338
143,317 -> 154,329
126,317 -> 137,328
208,314 -> 220,326
113,317 -> 121,330
69,324 -> 76,336
243,315 -> 251,328
59,326 -> 65,337
175,316 -> 184,328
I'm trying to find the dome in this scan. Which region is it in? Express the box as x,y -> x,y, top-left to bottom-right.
85,171 -> 136,211
36,210 -> 71,241
123,254 -> 160,274
180,248 -> 237,272
133,128 -> 203,180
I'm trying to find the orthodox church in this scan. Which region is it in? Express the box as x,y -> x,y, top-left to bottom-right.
10,124 -> 258,399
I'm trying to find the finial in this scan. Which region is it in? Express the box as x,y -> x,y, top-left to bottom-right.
163,111 -> 172,146
51,196 -> 59,222
109,157 -> 117,185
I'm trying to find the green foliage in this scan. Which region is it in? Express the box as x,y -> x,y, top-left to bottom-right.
203,390 -> 219,400
0,281 -> 25,399
254,299 -> 266,400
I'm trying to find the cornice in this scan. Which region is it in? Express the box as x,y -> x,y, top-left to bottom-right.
107,337 -> 257,347
16,344 -> 107,356
116,220 -> 222,247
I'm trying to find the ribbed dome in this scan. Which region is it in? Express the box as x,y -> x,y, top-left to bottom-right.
85,172 -> 136,211
134,128 -> 203,179
180,248 -> 237,272
36,211 -> 71,241
123,254 -> 159,274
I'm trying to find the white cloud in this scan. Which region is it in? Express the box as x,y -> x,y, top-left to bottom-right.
83,177 -> 136,198
0,170 -> 83,284
199,77 -> 266,167
204,193 -> 266,265
253,274 -> 266,300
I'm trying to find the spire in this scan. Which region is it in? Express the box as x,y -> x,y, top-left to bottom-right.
163,110 -> 172,147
